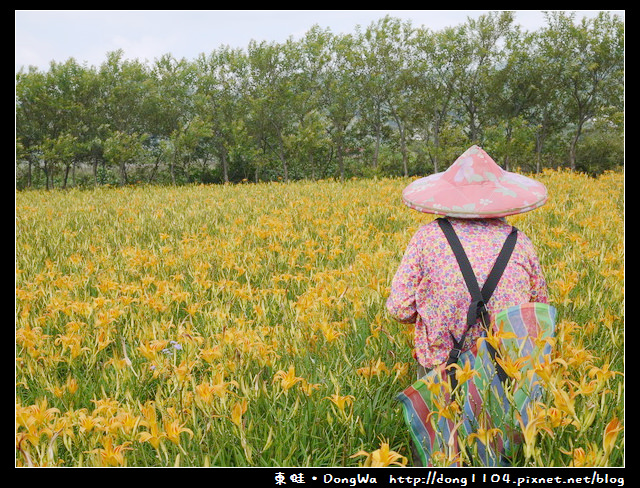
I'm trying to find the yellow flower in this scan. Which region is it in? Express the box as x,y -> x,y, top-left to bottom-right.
325,390 -> 355,416
200,346 -> 223,364
230,399 -> 248,428
163,418 -> 194,446
211,371 -> 240,398
495,355 -> 531,382
420,373 -> 450,396
483,319 -> 517,350
319,322 -> 344,342
392,362 -> 410,381
356,359 -> 388,380
173,359 -> 196,383
550,384 -> 580,428
273,365 -> 303,392
78,411 -> 103,433
351,441 -> 407,467
195,381 -> 216,404
138,341 -> 161,361
447,361 -> 479,386
138,401 -> 163,450
117,410 -> 142,435
602,417 -> 623,457
25,397 -> 60,426
87,435 -> 132,467
588,364 -> 619,391
529,355 -> 566,387
430,397 -> 461,421
138,425 -> 163,450
66,376 -> 79,394
46,384 -> 66,398
517,405 -> 554,461
90,397 -> 120,417
561,445 -> 600,467
468,427 -> 502,447
544,406 -> 578,429
300,379 -> 322,396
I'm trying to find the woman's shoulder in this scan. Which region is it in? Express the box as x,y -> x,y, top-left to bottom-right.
412,219 -> 445,239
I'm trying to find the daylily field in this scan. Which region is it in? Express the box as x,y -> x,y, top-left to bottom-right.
15,170 -> 624,467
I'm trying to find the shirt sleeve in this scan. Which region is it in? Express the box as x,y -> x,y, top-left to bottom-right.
386,230 -> 424,323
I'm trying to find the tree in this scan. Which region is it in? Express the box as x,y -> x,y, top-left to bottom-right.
194,46 -> 249,183
16,67 -> 49,187
290,26 -> 336,179
362,16 -> 417,177
15,12 -> 624,188
16,59 -> 99,188
453,11 -> 515,143
103,131 -> 148,185
320,31 -> 359,181
97,50 -> 151,135
245,39 -> 301,182
539,11 -> 624,170
412,25 -> 466,173
40,133 -> 79,189
148,54 -> 202,184
352,16 -> 416,172
485,27 -> 540,170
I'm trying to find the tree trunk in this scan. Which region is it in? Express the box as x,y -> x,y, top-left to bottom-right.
62,163 -> 70,189
569,119 -> 585,171
120,160 -> 129,186
277,138 -> 288,182
221,147 -> 229,183
337,142 -> 345,182
372,124 -> 381,170
93,157 -> 99,186
27,157 -> 33,188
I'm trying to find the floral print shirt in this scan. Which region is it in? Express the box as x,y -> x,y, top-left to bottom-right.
386,218 -> 548,369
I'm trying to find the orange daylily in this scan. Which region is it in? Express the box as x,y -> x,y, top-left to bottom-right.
447,361 -> 479,386
517,405 -> 554,461
603,417 -> 623,457
138,425 -> 163,450
87,435 -> 132,467
430,397 -> 461,421
325,390 -> 355,416
468,427 -> 502,447
356,358 -> 388,380
163,418 -> 193,446
230,399 -> 248,428
550,384 -> 580,428
351,441 -> 407,467
299,379 -> 322,396
560,445 -> 600,467
529,355 -> 567,387
495,355 -> 531,382
273,365 -> 303,392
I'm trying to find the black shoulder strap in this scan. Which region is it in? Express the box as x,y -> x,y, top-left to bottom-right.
436,218 -> 518,388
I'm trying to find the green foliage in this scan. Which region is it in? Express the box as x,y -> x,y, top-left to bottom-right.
16,12 -> 624,189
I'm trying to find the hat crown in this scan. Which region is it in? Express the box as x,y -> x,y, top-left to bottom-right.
442,145 -> 505,185
401,145 -> 547,218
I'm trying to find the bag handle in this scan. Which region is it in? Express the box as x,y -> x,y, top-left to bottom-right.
436,218 -> 518,389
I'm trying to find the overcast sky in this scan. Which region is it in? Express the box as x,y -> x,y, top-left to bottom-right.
15,10 -> 625,73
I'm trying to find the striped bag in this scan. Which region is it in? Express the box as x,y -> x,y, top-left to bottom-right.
396,302 -> 556,467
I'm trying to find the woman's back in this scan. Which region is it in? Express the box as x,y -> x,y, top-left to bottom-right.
387,223 -> 548,370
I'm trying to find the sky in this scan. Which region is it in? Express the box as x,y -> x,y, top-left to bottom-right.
15,9 -> 625,73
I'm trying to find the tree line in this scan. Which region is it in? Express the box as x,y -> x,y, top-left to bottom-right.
15,11 -> 624,189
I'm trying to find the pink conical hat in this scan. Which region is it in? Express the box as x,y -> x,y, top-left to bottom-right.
402,145 -> 548,218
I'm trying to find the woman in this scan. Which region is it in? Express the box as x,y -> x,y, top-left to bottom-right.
386,145 -> 549,379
